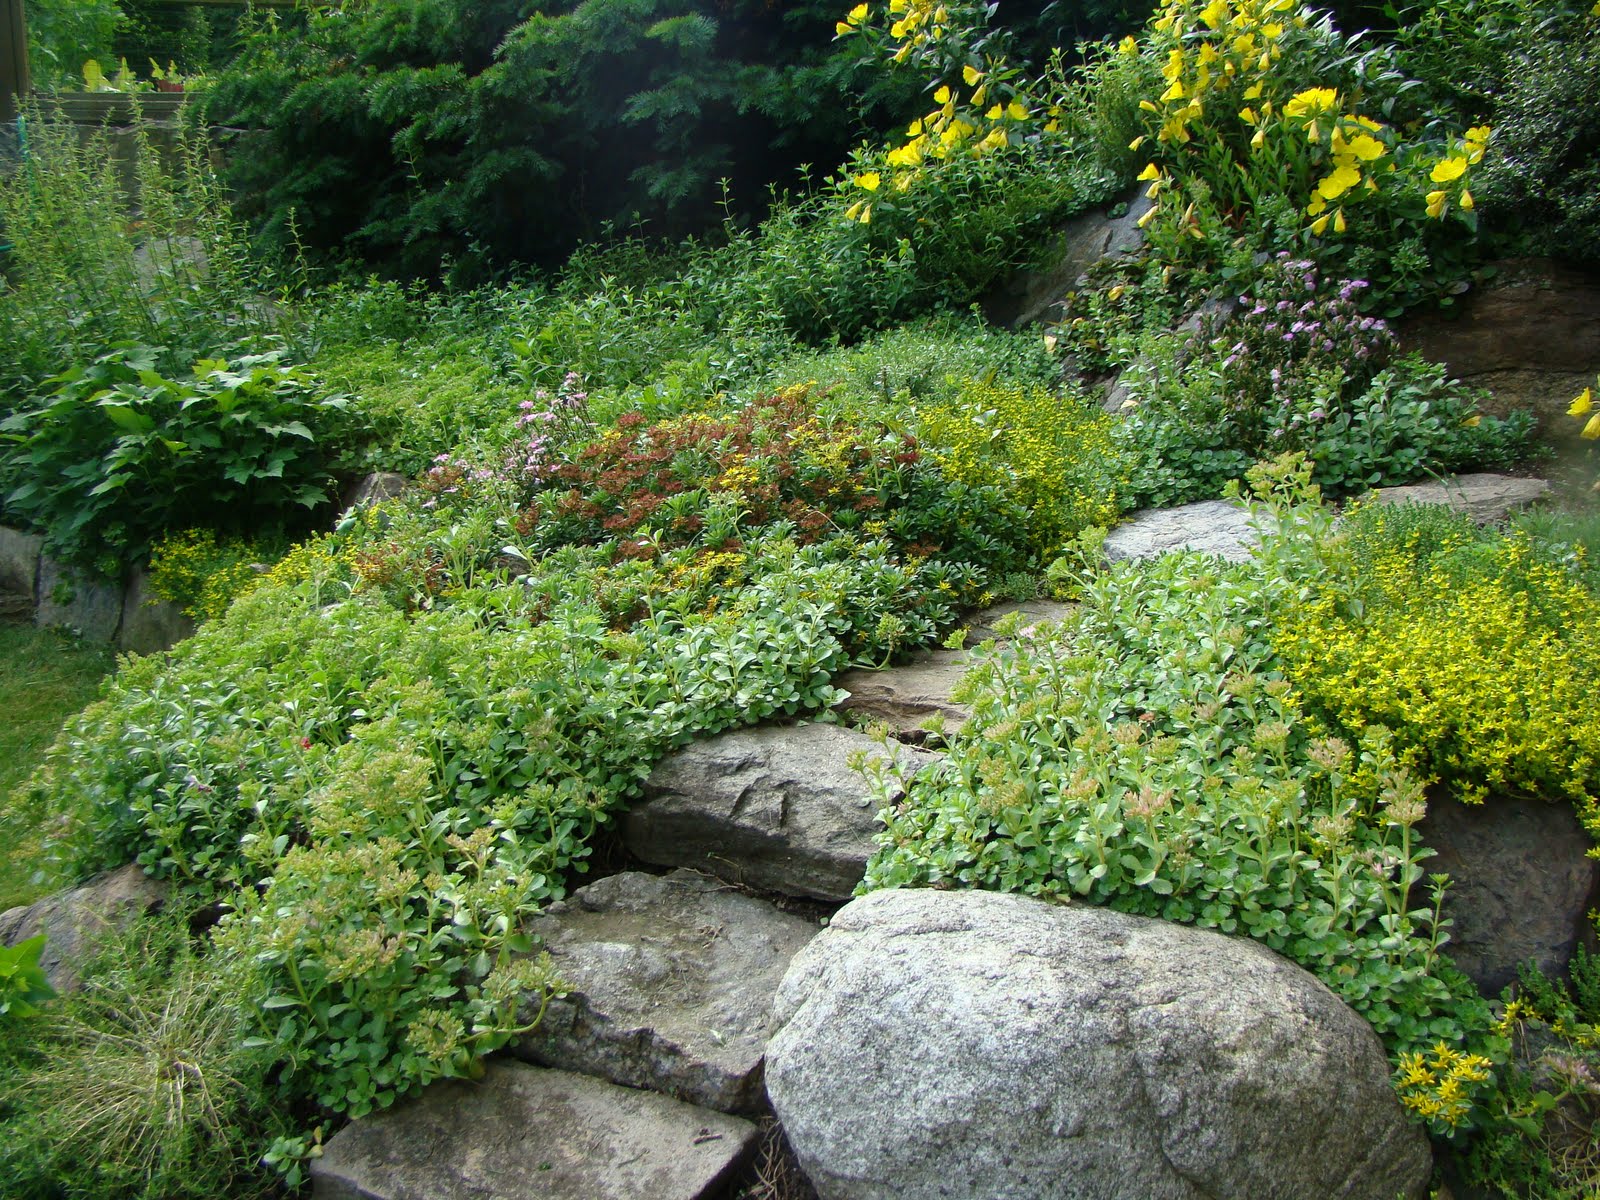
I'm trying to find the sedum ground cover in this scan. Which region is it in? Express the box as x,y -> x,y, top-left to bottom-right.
1,0 -> 1599,1195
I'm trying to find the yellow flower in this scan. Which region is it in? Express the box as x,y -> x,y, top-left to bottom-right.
1006,100 -> 1029,120
1583,413 -> 1600,440
1459,189 -> 1473,211
1333,207 -> 1346,233
934,85 -> 951,105
1137,161 -> 1161,181
1426,189 -> 1448,218
1160,78 -> 1186,103
1317,162 -> 1362,200
963,64 -> 982,86
1129,134 -> 1148,150
848,2 -> 869,22
835,21 -> 853,35
1463,414 -> 1481,427
1243,82 -> 1263,100
986,103 -> 1004,120
1347,133 -> 1386,161
1431,156 -> 1468,183
1285,87 -> 1338,119
906,118 -> 923,136
1239,106 -> 1259,125
1310,211 -> 1331,235
1250,127 -> 1266,150
855,171 -> 881,191
1572,388 -> 1595,416
977,127 -> 1009,152
1200,0 -> 1230,29
1118,35 -> 1138,56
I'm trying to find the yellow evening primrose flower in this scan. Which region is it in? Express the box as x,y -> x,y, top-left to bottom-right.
1243,82 -> 1263,100
963,64 -> 982,85
1200,0 -> 1230,29
1160,79 -> 1187,103
1426,189 -> 1448,218
1137,161 -> 1161,181
1348,133 -> 1386,161
1239,106 -> 1259,124
890,19 -> 907,36
1129,134 -> 1148,150
986,103 -> 1004,120
1333,207 -> 1346,233
1250,127 -> 1266,150
1118,35 -> 1139,55
1310,212 -> 1332,235
1431,156 -> 1468,183
1318,162 -> 1362,200
1285,87 -> 1339,119
844,200 -> 865,221
836,21 -> 853,35
1571,388 -> 1595,416
1460,189 -> 1473,211
978,127 -> 1009,153
855,171 -> 881,191
1585,413 -> 1600,439
1262,21 -> 1284,38
1006,100 -> 1029,120
934,85 -> 952,105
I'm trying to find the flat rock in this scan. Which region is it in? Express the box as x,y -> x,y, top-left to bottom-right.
1422,793 -> 1600,995
513,870 -> 820,1112
624,725 -> 940,902
833,649 -> 973,738
311,1061 -> 757,1200
1398,258 -> 1600,437
1103,499 -> 1258,563
1364,474 -> 1550,525
962,598 -> 1077,645
35,558 -> 124,643
766,889 -> 1431,1200
0,525 -> 42,600
117,568 -> 195,655
0,865 -> 167,993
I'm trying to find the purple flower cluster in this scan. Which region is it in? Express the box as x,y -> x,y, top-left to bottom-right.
506,370 -> 593,490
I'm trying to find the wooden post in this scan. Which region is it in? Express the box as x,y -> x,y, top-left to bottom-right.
1,0 -> 27,125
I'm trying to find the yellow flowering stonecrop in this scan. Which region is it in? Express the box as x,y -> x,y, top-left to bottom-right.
1130,0 -> 1488,240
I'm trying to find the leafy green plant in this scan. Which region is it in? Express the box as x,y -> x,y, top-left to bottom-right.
23,0 -> 125,90
0,936 -> 55,1024
1,344 -> 354,574
863,543 -> 1494,1092
146,527 -> 284,621
0,103 -> 289,403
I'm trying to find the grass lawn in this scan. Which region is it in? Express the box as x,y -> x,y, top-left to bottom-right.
0,621 -> 115,911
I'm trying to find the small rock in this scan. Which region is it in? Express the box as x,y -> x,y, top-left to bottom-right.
1422,793 -> 1600,995
624,725 -> 940,902
341,471 -> 408,514
1103,499 -> 1258,563
117,568 -> 195,655
0,525 -> 42,601
962,598 -> 1076,645
0,865 -> 167,993
514,870 -> 820,1112
766,889 -> 1431,1200
311,1062 -> 757,1200
35,557 -> 124,642
1364,474 -> 1550,526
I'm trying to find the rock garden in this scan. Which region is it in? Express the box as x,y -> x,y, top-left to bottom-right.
3,1 -> 1600,1198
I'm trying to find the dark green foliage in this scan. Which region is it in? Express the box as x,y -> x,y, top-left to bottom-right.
208,0 -> 919,279
1,344 -> 354,574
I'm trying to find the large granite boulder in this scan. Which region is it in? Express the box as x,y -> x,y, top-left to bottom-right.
623,725 -> 940,902
766,889 -> 1431,1200
311,1062 -> 757,1200
117,567 -> 196,656
1103,499 -> 1258,564
1422,793 -> 1600,995
0,865 -> 167,993
0,525 -> 42,600
1397,258 -> 1600,437
514,870 -> 820,1112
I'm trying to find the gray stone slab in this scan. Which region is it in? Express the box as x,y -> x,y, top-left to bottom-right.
35,557 -> 124,642
0,865 -> 167,993
0,525 -> 42,600
833,649 -> 972,738
963,598 -> 1076,645
311,1061 -> 757,1200
1103,500 -> 1258,563
117,568 -> 195,655
624,725 -> 940,902
514,870 -> 820,1112
1364,474 -> 1550,525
